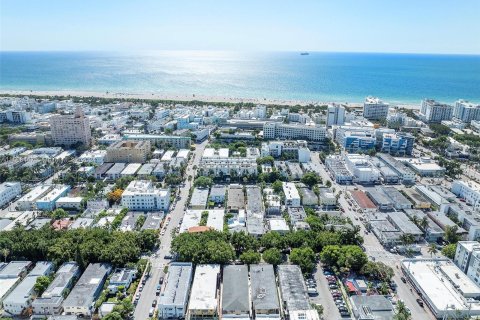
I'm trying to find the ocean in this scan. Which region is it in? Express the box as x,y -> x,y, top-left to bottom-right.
1,51 -> 479,104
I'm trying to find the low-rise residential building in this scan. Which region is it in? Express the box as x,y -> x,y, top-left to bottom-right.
199,148 -> 257,178
63,263 -> 112,317
78,150 -> 107,165
121,180 -> 170,211
36,185 -> 71,211
209,185 -> 226,204
105,163 -> 127,180
32,262 -> 81,316
158,262 -> 193,319
16,185 -> 52,211
227,184 -> 245,213
277,265 -> 312,316
190,188 -> 210,210
283,182 -> 301,207
221,265 -> 250,319
3,261 -> 54,315
0,182 -> 21,208
120,163 -> 142,176
187,264 -> 221,320
123,134 -> 191,149
55,196 -> 83,211
107,268 -> 136,294
452,180 -> 480,212
141,212 -> 164,230
350,295 -> 394,320
250,264 -> 281,319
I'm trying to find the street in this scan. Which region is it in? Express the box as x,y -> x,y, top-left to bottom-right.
133,140 -> 208,319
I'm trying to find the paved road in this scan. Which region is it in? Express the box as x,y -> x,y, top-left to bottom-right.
134,140 -> 208,319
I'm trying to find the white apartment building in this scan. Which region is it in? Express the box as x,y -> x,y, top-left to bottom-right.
0,182 -> 21,208
421,99 -> 453,123
344,154 -> 380,184
187,264 -> 220,320
158,262 -> 193,319
327,104 -> 345,126
50,106 -> 92,147
121,180 -> 170,211
78,150 -> 107,165
3,262 -> 54,315
452,180 -> 480,212
283,182 -> 301,207
363,97 -> 389,120
263,122 -> 326,141
0,109 -> 31,124
454,241 -> 480,286
453,100 -> 480,123
200,148 -> 257,177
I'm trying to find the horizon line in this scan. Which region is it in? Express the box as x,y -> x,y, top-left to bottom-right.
1,49 -> 480,56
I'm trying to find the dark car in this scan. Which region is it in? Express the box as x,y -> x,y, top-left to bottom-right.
401,276 -> 407,283
159,277 -> 164,284
416,298 -> 424,307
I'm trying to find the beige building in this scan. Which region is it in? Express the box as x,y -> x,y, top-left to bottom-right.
50,107 -> 91,147
105,140 -> 150,163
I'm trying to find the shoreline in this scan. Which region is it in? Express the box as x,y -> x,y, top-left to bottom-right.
0,89 -> 420,110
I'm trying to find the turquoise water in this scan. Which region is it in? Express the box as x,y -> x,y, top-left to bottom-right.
0,51 -> 479,104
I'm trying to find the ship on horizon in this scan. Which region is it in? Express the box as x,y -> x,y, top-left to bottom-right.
300,52 -> 309,55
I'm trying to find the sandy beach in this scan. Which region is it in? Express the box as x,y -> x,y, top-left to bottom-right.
0,89 -> 420,110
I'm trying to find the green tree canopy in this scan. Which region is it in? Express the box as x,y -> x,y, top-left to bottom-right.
290,247 -> 316,273
262,248 -> 282,265
194,176 -> 213,188
301,172 -> 321,187
239,250 -> 261,264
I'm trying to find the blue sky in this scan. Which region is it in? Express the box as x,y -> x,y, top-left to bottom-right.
1,0 -> 479,54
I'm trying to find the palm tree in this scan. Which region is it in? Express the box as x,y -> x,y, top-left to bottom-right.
400,234 -> 415,246
1,248 -> 10,263
393,300 -> 411,320
410,215 -> 419,227
419,217 -> 429,231
428,243 -> 438,258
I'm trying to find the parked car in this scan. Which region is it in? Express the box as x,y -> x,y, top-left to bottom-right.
416,298 -> 424,307
401,277 -> 407,283
149,308 -> 155,317
152,299 -> 157,307
159,277 -> 164,284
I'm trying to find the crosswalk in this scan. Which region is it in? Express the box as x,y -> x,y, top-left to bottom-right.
363,245 -> 399,263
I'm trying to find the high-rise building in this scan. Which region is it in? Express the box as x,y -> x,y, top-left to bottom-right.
453,100 -> 480,123
50,107 -> 91,147
363,97 -> 389,120
327,104 -> 345,126
421,99 -> 453,123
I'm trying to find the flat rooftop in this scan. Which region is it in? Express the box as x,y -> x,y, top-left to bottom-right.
222,265 -> 250,314
277,265 -> 311,312
159,262 -> 193,306
351,190 -> 376,209
402,259 -> 480,316
188,264 -> 220,312
250,264 -> 280,312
